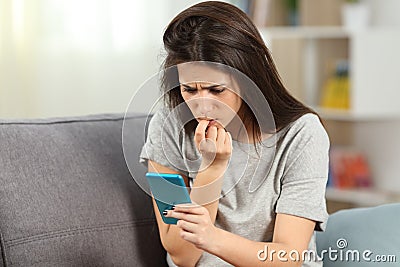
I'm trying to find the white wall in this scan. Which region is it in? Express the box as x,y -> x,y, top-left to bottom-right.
354,120 -> 400,193
364,0 -> 400,28
0,0 -> 230,119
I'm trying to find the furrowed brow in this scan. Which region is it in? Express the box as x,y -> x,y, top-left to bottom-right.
181,83 -> 224,89
201,84 -> 225,89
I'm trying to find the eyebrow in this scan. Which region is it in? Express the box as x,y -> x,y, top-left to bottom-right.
181,84 -> 225,90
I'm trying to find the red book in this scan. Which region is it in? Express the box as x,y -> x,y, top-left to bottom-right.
329,147 -> 372,189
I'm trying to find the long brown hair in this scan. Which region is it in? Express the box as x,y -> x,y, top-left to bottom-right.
161,1 -> 318,142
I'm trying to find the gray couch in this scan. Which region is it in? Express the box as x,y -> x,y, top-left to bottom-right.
0,114 -> 167,266
1,113 -> 399,266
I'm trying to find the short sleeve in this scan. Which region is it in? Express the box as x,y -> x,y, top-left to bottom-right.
139,108 -> 189,177
275,115 -> 330,231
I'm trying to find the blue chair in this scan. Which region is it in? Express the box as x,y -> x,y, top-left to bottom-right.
316,203 -> 400,266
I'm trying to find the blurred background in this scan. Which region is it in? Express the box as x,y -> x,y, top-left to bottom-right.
1,0 -> 400,212
1,0 -> 399,118
0,0 -> 219,118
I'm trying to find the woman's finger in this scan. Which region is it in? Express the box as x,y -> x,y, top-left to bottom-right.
194,120 -> 209,147
216,128 -> 226,147
205,125 -> 217,140
177,219 -> 198,233
225,131 -> 232,148
179,230 -> 198,244
174,203 -> 207,215
166,210 -> 203,224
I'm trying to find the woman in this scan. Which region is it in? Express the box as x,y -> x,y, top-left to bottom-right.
140,1 -> 329,266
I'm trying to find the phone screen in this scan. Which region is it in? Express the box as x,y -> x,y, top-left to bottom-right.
146,172 -> 191,224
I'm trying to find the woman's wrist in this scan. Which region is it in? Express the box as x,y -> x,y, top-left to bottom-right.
191,164 -> 225,205
195,163 -> 226,186
204,226 -> 226,255
199,158 -> 229,174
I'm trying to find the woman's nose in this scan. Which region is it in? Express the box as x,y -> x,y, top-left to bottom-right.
193,94 -> 215,116
198,100 -> 213,115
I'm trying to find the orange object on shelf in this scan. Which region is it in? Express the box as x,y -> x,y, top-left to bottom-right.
328,147 -> 372,189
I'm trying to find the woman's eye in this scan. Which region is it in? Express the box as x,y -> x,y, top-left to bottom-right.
182,87 -> 197,94
181,86 -> 225,94
210,88 -> 225,94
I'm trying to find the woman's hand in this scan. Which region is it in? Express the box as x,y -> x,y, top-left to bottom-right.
165,203 -> 221,253
195,120 -> 232,171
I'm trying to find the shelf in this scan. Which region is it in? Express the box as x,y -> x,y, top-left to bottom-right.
314,107 -> 400,122
325,188 -> 400,207
262,27 -> 400,119
260,26 -> 349,39
260,26 -> 400,40
256,2 -> 400,210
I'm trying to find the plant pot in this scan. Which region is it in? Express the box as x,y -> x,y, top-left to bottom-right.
341,2 -> 370,31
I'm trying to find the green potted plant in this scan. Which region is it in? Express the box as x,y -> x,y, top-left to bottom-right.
285,0 -> 299,26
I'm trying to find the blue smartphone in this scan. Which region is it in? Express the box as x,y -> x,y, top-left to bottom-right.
146,172 -> 191,224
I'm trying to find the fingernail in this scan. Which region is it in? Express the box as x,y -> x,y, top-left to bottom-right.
163,210 -> 168,215
171,205 -> 176,210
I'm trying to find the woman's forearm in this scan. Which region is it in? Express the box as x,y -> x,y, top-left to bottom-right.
209,228 -> 305,267
190,164 -> 224,219
163,166 -> 224,266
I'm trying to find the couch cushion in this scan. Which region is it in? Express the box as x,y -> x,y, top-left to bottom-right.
0,113 -> 167,266
316,203 -> 400,266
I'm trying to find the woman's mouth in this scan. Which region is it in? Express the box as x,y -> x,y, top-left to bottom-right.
197,117 -> 217,124
208,120 -> 217,126
198,118 -> 225,130
196,117 -> 225,129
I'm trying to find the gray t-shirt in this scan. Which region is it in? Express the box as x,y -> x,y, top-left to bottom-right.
140,108 -> 329,267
